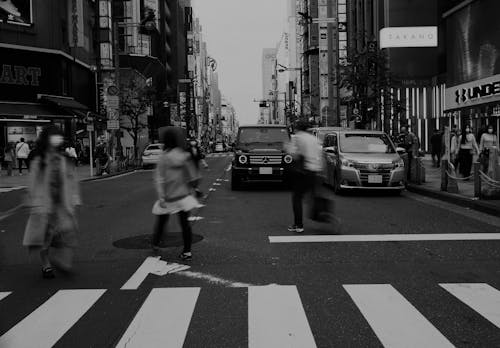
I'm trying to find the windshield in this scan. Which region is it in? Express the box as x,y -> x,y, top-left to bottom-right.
237,128 -> 289,145
146,145 -> 162,151
340,133 -> 396,153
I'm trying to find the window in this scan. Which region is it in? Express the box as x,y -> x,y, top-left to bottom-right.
340,134 -> 396,153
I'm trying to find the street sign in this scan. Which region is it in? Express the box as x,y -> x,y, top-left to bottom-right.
86,124 -> 94,131
107,96 -> 119,109
107,120 -> 120,130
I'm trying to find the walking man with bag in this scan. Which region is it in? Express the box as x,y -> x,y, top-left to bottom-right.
287,121 -> 323,233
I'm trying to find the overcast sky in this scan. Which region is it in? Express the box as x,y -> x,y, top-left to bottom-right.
192,0 -> 288,125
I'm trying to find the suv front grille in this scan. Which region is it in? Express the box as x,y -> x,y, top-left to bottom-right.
249,155 -> 282,165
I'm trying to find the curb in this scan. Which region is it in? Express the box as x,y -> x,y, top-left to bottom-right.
407,184 -> 500,217
80,168 -> 138,182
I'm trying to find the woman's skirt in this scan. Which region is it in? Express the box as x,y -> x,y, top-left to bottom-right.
152,195 -> 202,215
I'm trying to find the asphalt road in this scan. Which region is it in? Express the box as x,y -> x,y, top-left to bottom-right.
1,152 -> 500,347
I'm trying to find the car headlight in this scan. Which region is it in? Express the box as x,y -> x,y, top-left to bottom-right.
341,158 -> 355,167
238,155 -> 248,164
393,159 -> 405,168
284,155 -> 293,164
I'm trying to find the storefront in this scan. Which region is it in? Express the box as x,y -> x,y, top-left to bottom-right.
443,0 -> 500,141
0,46 -> 96,149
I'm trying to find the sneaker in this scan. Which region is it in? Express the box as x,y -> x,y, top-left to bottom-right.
287,225 -> 304,233
179,252 -> 192,261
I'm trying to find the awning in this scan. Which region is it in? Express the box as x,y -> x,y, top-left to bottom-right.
0,101 -> 74,120
38,95 -> 91,119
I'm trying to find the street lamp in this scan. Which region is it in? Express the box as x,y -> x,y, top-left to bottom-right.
277,64 -> 303,120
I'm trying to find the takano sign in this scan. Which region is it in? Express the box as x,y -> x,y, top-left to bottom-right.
380,27 -> 438,49
445,74 -> 500,110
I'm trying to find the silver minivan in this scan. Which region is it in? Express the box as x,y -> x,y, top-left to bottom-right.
322,130 -> 406,193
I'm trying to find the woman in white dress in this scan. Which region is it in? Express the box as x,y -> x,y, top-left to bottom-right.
151,127 -> 201,260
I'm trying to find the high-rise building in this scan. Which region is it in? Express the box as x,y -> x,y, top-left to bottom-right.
262,48 -> 277,101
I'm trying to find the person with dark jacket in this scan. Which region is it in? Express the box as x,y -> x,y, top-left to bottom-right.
430,129 -> 443,167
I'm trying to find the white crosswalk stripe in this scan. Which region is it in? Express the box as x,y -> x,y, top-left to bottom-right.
440,283 -> 500,328
248,285 -> 317,347
1,283 -> 499,347
0,292 -> 11,301
0,289 -> 105,348
116,287 -> 200,348
344,284 -> 454,348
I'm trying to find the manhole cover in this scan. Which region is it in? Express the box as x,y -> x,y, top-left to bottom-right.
113,233 -> 204,250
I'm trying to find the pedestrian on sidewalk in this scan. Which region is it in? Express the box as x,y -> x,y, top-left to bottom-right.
457,126 -> 479,179
479,125 -> 498,173
398,126 -> 419,182
65,141 -> 78,167
15,137 -> 30,175
430,129 -> 443,167
22,125 -> 81,279
151,127 -> 201,260
286,120 -> 323,233
3,143 -> 15,176
450,126 -> 460,168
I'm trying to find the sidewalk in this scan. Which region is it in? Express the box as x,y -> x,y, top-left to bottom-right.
407,155 -> 500,216
0,165 -> 94,189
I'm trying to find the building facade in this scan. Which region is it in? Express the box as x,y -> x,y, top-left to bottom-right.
0,0 -> 99,149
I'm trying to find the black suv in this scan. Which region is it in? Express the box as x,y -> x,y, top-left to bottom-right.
231,125 -> 293,190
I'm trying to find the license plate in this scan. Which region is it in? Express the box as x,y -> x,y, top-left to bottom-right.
368,175 -> 383,183
259,167 -> 273,175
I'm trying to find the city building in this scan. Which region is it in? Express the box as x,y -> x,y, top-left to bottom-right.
0,0 -> 99,149
443,0 -> 500,137
344,0 -> 497,151
221,97 -> 236,143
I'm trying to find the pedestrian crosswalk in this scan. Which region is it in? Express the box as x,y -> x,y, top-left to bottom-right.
0,283 -> 499,347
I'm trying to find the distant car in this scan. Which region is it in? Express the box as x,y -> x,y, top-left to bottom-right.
322,130 -> 406,193
141,143 -> 163,168
231,125 -> 293,190
215,142 -> 224,152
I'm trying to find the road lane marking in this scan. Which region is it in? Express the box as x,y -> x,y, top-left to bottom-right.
188,216 -> 204,222
0,292 -> 11,301
0,186 -> 26,193
344,284 -> 454,348
216,179 -> 223,182
248,285 -> 317,348
225,164 -> 232,172
209,188 -> 216,192
116,288 -> 199,348
269,233 -> 500,243
177,270 -> 253,288
213,183 -> 221,186
121,257 -> 190,290
0,289 -> 105,348
440,283 -> 500,328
